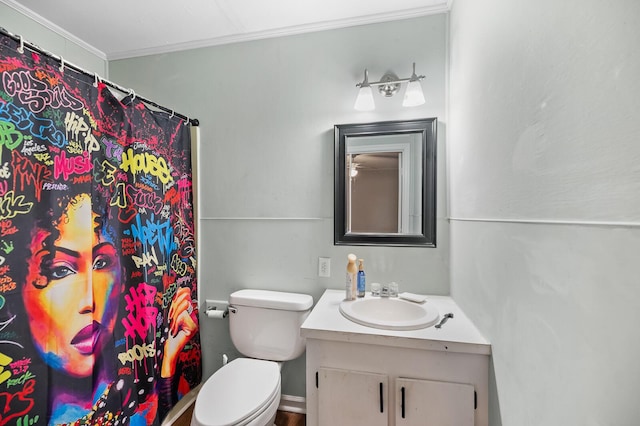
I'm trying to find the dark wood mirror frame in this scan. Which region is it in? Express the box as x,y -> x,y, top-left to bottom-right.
334,118 -> 437,247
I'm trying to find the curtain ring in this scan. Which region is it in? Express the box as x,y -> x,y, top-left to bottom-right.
93,73 -> 100,88
169,110 -> 175,119
129,89 -> 136,102
183,116 -> 189,126
17,34 -> 24,54
59,57 -> 65,73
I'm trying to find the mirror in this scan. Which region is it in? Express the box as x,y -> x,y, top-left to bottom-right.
334,118 -> 436,246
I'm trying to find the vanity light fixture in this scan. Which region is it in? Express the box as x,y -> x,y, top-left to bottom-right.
354,63 -> 426,111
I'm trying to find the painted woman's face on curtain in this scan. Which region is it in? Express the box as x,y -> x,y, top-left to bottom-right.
22,194 -> 123,377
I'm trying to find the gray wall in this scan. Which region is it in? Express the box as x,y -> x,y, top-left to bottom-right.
109,15 -> 449,397
449,0 -> 640,425
0,3 -> 106,76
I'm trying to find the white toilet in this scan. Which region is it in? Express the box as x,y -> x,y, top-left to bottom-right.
191,289 -> 313,426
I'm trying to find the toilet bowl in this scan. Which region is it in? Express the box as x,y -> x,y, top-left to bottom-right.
191,289 -> 313,426
191,358 -> 280,426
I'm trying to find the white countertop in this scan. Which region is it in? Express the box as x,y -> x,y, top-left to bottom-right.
301,289 -> 491,355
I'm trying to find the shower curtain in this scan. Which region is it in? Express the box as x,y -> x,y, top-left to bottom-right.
0,34 -> 201,425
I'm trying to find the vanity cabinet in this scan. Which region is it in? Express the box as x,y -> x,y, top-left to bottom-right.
317,368 -> 387,426
395,377 -> 474,426
316,368 -> 474,426
301,290 -> 491,426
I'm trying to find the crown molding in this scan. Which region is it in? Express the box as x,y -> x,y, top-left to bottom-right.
2,0 -> 450,61
1,0 -> 107,60
108,4 -> 451,60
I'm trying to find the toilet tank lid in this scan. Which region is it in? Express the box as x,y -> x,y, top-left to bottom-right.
230,289 -> 313,311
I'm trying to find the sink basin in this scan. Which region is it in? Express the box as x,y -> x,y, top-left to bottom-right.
339,297 -> 440,331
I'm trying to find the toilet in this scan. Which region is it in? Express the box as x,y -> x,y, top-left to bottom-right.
191,289 -> 313,426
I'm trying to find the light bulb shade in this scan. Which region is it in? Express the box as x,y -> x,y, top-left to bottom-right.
403,79 -> 425,107
354,85 -> 375,111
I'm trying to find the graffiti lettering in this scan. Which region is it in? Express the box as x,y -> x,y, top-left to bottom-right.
177,177 -> 192,208
110,182 -> 137,223
127,185 -> 163,214
0,352 -> 12,385
0,241 -> 13,255
118,367 -> 131,376
0,276 -> 16,293
103,137 -> 123,160
94,158 -> 117,186
120,148 -> 173,185
139,174 -> 159,190
0,191 -> 33,221
81,108 -> 96,129
33,152 -> 52,165
162,281 -> 178,309
72,175 -> 91,185
16,414 -> 39,426
20,138 -> 46,156
132,246 -> 159,269
121,237 -> 138,256
0,102 -> 66,148
3,70 -> 84,113
0,379 -> 35,426
176,276 -> 191,285
0,163 -> 9,180
84,133 -> 99,153
53,151 -> 91,180
0,221 -> 17,237
171,253 -> 188,276
160,204 -> 170,219
0,181 -> 6,198
6,371 -> 35,388
64,111 -> 90,144
41,182 -> 68,191
9,358 -> 30,375
130,214 -> 176,256
67,140 -> 83,154
175,212 -> 195,258
0,121 -> 23,151
12,150 -> 52,201
121,282 -> 158,340
117,341 -> 156,365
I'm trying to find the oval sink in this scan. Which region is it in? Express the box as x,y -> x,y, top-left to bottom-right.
339,297 -> 440,331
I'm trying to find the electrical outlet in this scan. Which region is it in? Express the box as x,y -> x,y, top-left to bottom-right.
318,257 -> 331,277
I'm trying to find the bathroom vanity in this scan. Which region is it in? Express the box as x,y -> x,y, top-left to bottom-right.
301,289 -> 491,426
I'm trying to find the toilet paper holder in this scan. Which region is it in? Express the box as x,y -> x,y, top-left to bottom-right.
205,299 -> 229,319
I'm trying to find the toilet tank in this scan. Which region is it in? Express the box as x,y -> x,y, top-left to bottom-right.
229,289 -> 313,361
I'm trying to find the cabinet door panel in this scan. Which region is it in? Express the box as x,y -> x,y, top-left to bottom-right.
396,378 -> 474,426
318,368 -> 387,426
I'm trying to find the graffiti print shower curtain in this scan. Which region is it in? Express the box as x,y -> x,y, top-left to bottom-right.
0,34 -> 201,425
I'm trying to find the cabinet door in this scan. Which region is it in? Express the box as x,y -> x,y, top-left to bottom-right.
396,378 -> 474,426
318,368 -> 388,426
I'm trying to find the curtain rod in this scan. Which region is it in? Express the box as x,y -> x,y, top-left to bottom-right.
0,27 -> 199,126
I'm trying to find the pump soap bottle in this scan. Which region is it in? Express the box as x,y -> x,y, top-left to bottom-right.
346,254 -> 357,300
357,259 -> 366,298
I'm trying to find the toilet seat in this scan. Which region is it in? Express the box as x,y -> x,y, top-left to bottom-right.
192,358 -> 281,426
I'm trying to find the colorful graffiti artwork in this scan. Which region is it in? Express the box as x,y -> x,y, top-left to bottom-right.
0,35 -> 201,425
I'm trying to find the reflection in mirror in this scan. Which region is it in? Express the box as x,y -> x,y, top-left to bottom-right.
335,118 -> 436,246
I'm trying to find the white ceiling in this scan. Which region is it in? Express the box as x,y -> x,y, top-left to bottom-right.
3,0 -> 450,60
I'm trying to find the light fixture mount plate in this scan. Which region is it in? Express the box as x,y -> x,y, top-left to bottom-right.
378,72 -> 400,97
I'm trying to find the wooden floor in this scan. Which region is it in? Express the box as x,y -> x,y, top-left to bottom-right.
171,404 -> 305,426
275,410 -> 306,426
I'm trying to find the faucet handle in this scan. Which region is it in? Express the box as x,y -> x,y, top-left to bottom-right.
380,283 -> 390,297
